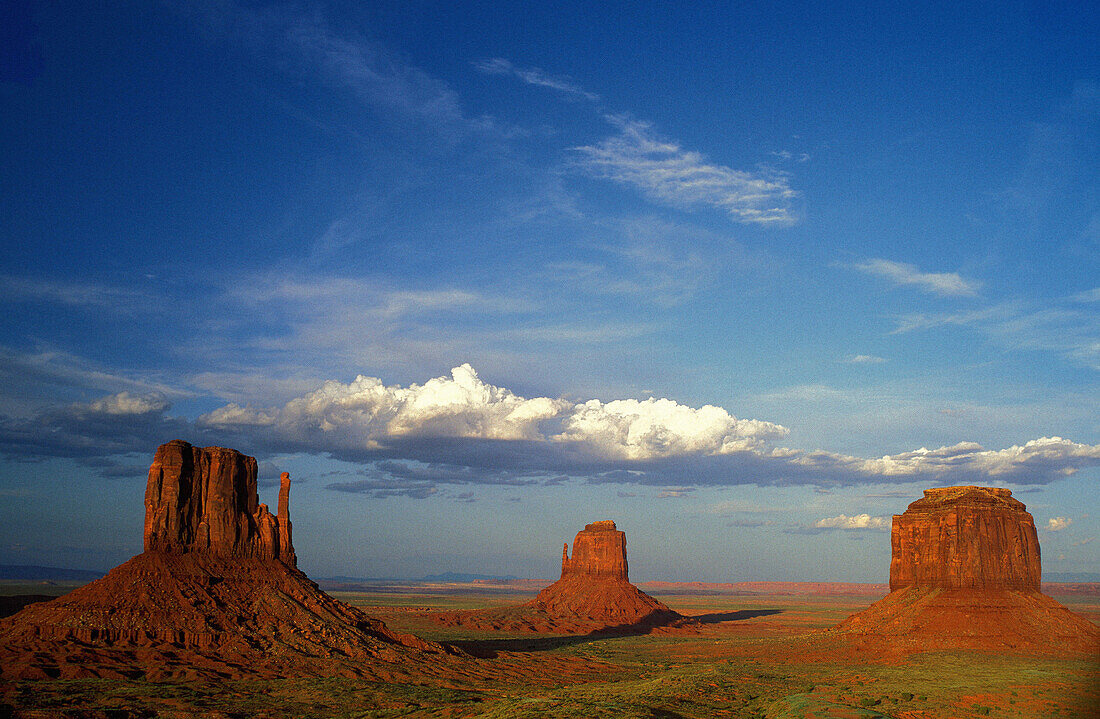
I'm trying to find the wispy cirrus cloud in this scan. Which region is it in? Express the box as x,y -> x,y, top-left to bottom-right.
474,58 -> 598,102
191,3 -> 496,138
853,259 -> 981,297
0,275 -> 143,308
574,117 -> 797,225
1071,287 -> 1100,303
892,299 -> 1100,370
474,57 -> 799,225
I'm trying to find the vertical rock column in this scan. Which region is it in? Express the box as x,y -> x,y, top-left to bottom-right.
277,472 -> 296,566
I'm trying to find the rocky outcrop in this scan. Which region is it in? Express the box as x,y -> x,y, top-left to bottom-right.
834,486 -> 1098,655
143,440 -> 294,564
0,440 -> 456,681
889,486 -> 1040,591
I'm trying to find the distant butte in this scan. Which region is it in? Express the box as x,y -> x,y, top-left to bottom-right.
0,440 -> 458,681
433,520 -> 688,634
834,486 -> 1099,655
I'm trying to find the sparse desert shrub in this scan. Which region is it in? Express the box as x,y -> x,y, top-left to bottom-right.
901,692 -> 914,701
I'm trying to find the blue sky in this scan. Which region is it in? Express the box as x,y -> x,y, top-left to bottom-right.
0,1 -> 1097,582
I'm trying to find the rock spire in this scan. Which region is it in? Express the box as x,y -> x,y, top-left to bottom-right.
0,440 -> 453,681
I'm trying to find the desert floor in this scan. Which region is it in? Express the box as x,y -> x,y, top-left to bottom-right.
2,581 -> 1097,718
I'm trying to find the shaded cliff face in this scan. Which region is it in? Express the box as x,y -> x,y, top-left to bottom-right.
143,439 -> 295,565
561,520 -> 628,581
889,486 -> 1040,591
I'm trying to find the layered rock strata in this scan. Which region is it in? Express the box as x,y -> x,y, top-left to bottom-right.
835,486 -> 1098,655
0,440 -> 455,680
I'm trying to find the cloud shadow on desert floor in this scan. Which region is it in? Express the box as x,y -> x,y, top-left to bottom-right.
447,608 -> 784,657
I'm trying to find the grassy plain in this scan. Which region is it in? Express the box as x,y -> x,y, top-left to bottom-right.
1,584 -> 1097,718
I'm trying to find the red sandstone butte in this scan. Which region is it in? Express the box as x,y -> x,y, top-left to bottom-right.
144,440 -> 296,563
889,486 -> 1040,591
560,520 -> 628,580
0,440 -> 455,681
529,520 -> 679,628
835,486 -> 1099,655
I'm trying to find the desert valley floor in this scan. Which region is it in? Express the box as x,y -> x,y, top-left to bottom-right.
2,578 -> 1097,719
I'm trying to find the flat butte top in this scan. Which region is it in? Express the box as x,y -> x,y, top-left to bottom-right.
903,485 -> 1027,514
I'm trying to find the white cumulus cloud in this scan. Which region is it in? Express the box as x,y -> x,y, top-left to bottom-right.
200,365 -> 786,461
1047,516 -> 1072,531
202,363 -> 567,443
829,437 -> 1100,480
814,513 -> 890,530
181,366 -> 1100,490
555,397 -> 788,460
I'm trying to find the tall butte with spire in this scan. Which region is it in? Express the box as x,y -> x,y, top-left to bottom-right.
527,520 -> 675,626
834,486 -> 1099,654
0,440 -> 454,681
143,441 -> 297,563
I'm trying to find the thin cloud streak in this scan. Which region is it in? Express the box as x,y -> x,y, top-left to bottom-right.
574,117 -> 797,225
853,259 -> 981,297
846,354 -> 887,364
474,58 -> 599,102
0,275 -> 144,309
892,298 -> 1100,370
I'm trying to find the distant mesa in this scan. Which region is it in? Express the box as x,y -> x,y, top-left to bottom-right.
834,486 -> 1099,655
433,520 -> 689,634
0,440 -> 459,681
